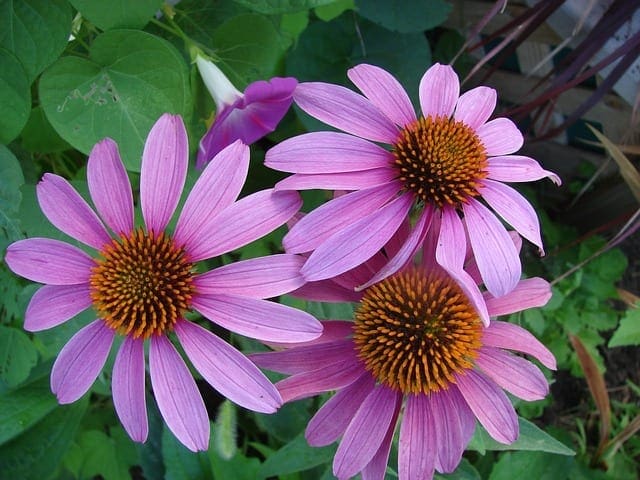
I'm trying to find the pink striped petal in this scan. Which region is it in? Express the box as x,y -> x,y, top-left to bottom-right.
302,193 -> 413,281
5,238 -> 94,285
275,168 -> 395,191
487,155 -> 561,185
149,335 -> 209,452
25,284 -> 92,331
476,118 -> 523,156
306,374 -> 375,446
294,82 -> 399,143
290,280 -> 362,303
482,321 -> 556,370
195,254 -> 305,299
463,199 -> 521,297
419,63 -> 460,118
283,182 -> 400,254
476,347 -> 549,401
113,336 -> 148,442
192,294 -> 322,343
266,132 -> 393,173
187,189 -> 301,261
399,394 -> 436,480
174,140 -> 249,251
51,320 -> 114,403
347,63 -> 417,127
454,370 -> 518,444
87,138 -> 134,235
485,277 -> 552,317
361,402 -> 401,480
175,320 -> 281,413
432,388 -> 475,473
480,179 -> 543,251
466,230 -> 522,285
261,320 -> 354,350
37,174 -> 110,250
453,86 -> 497,130
140,114 -> 188,233
334,386 -> 400,480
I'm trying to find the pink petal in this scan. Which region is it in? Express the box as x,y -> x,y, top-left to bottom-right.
463,199 -> 521,297
301,193 -> 413,281
112,336 -> 148,442
87,138 -> 134,235
192,294 -> 322,343
174,320 -> 281,413
5,238 -> 94,285
37,173 -> 110,250
480,179 -> 544,251
482,321 -> 556,370
487,155 -> 561,185
334,386 -> 400,480
187,189 -> 301,261
283,182 -> 400,254
485,277 -> 552,317
476,347 -> 549,401
399,394 -> 436,480
290,280 -> 362,303
306,373 -> 375,446
261,320 -> 355,350
476,118 -> 523,156
266,132 -> 393,173
174,140 -> 250,251
453,86 -> 497,130
347,63 -> 417,127
51,320 -> 114,403
294,82 -> 399,143
419,63 -> 460,118
454,370 -> 518,444
432,388 -> 475,473
361,403 -> 401,480
275,168 -> 395,191
466,230 -> 522,285
25,284 -> 92,331
140,114 -> 188,233
149,335 -> 209,452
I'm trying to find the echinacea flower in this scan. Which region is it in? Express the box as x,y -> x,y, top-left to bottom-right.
196,55 -> 297,168
251,226 -> 555,480
4,114 -> 322,451
265,63 -> 560,297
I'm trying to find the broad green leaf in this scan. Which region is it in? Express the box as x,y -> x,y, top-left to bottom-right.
609,306 -> 640,347
435,458 -> 481,479
20,106 -> 71,153
162,423 -> 209,480
213,400 -> 238,460
39,29 -> 191,172
0,264 -> 25,324
314,0 -> 354,21
356,0 -> 452,33
69,0 -> 163,31
136,397 -> 166,480
489,450 -> 574,480
232,0 -> 335,14
0,48 -> 30,144
254,397 -> 313,442
0,326 -> 38,389
259,432 -> 336,477
209,449 -> 263,480
307,301 -> 355,320
0,145 -> 24,251
0,0 -> 71,81
69,429 -> 139,480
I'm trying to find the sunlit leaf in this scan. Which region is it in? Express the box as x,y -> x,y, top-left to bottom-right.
608,305 -> 640,347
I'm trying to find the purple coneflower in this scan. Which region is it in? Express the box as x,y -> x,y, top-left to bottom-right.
196,55 -> 297,168
4,114 -> 322,451
265,63 -> 560,297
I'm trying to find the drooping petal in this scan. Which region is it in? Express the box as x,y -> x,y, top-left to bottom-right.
485,277 -> 552,317
192,294 -> 322,343
112,336 -> 148,442
463,199 -> 521,297
140,114 -> 188,233
149,335 -> 209,452
261,320 -> 355,351
482,321 -> 556,370
419,63 -> 460,118
290,280 -> 362,303
476,118 -> 523,156
399,394 -> 436,480
347,63 -> 417,127
301,193 -> 413,281
466,230 -> 522,285
51,320 -> 114,403
174,140 -> 249,251
334,386 -> 400,480
5,238 -> 94,285
294,82 -> 399,143
275,169 -> 396,191
476,347 -> 549,401
487,155 -> 561,185
432,388 -> 475,473
453,86 -> 497,130
25,284 -> 92,331
361,402 -> 401,480
454,370 -> 518,444
174,320 -> 281,413
87,138 -> 134,235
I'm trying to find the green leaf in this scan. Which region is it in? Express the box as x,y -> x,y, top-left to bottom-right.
0,0 -> 71,81
0,48 -> 30,144
254,397 -> 313,442
609,306 -> 640,347
69,0 -> 163,30
162,423 -> 209,480
0,145 -> 25,251
20,106 -> 71,153
306,301 -> 355,320
259,432 -> 336,477
435,458 -> 481,479
0,326 -> 38,389
213,400 -> 238,460
39,29 -> 191,172
208,449 -> 263,480
468,417 -> 575,456
232,0 -> 335,14
74,429 -> 138,480
489,450 -> 574,480
356,0 -> 452,33
314,0 -> 354,21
